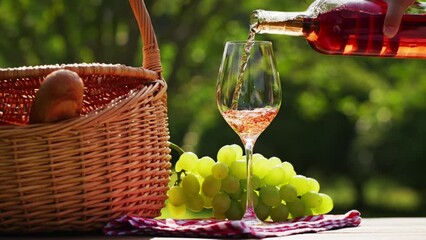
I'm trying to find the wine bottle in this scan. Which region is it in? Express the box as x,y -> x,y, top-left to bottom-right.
251,0 -> 426,58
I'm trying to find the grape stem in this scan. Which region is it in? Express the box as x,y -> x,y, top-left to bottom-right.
169,141 -> 185,155
175,169 -> 186,186
169,141 -> 187,186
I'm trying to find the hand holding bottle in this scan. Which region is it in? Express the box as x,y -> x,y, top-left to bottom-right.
252,0 -> 426,58
383,0 -> 417,38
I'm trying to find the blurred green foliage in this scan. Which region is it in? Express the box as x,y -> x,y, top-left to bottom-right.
0,0 -> 425,217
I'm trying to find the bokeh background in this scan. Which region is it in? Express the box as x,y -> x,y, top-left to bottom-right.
0,0 -> 425,217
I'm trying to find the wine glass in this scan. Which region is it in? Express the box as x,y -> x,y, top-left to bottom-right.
216,41 -> 282,224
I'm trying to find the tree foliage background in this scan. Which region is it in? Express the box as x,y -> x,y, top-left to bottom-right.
1,0 -> 425,217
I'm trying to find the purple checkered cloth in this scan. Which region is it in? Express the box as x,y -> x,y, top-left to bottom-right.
104,210 -> 361,238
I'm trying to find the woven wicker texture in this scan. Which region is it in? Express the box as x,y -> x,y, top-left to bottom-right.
0,0 -> 171,233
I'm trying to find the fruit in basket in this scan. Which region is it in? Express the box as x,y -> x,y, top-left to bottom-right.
162,144 -> 334,222
29,69 -> 84,124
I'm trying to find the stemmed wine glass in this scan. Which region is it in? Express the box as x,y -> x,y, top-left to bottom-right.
216,41 -> 282,224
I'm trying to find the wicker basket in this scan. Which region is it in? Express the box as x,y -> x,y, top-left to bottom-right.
0,0 -> 171,233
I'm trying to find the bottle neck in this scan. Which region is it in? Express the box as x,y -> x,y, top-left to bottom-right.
251,10 -> 309,36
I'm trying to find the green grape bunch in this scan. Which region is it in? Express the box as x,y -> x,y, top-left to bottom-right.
161,144 -> 334,222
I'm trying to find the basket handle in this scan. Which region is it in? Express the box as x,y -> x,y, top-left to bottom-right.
129,0 -> 162,78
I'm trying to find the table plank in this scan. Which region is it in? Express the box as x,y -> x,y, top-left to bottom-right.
280,218 -> 426,240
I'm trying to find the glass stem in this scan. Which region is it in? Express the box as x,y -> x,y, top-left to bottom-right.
242,139 -> 259,223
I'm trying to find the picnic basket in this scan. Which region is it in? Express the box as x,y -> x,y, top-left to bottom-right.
0,0 -> 171,233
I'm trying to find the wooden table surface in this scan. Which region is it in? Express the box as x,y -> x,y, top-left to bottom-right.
2,218 -> 426,240
282,217 -> 426,240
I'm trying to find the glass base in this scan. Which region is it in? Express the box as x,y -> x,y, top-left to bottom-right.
241,207 -> 262,226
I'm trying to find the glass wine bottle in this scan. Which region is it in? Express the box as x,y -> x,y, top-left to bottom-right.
251,0 -> 426,58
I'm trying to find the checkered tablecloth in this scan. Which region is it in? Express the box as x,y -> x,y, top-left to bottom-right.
104,210 -> 361,238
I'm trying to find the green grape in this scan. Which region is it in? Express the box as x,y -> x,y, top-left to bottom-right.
225,200 -> 243,220
306,177 -> 320,193
229,160 -> 247,180
168,172 -> 178,187
301,191 -> 323,208
196,174 -> 204,186
213,209 -> 226,220
240,179 -> 247,190
197,156 -> 215,178
252,156 -> 270,179
305,207 -> 314,216
167,185 -> 185,206
178,152 -> 198,171
181,173 -> 200,196
230,144 -> 243,160
259,185 -> 281,207
252,175 -> 262,190
217,145 -> 237,166
263,166 -> 286,186
164,146 -> 334,221
281,161 -> 295,173
221,175 -> 240,194
279,184 -> 298,203
287,198 -> 305,219
281,161 -> 296,184
229,185 -> 243,200
254,190 -> 260,207
268,156 -> 282,167
202,175 -> 221,197
270,203 -> 289,222
251,153 -> 264,169
185,193 -> 204,212
175,160 -> 183,172
289,169 -> 297,178
241,190 -> 259,211
252,153 -> 265,161
212,192 -> 231,213
202,194 -> 213,209
290,175 -> 309,196
166,202 -> 186,218
240,175 -> 261,190
253,189 -> 259,207
312,193 -> 333,215
211,162 -> 229,180
254,201 -> 270,221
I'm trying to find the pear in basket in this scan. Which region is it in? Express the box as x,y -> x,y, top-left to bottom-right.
29,69 -> 84,124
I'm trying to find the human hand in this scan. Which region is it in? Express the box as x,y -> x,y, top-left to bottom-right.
383,0 -> 417,38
